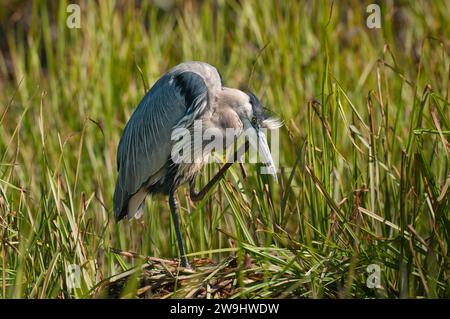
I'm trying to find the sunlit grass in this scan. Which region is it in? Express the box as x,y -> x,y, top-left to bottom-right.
0,0 -> 449,298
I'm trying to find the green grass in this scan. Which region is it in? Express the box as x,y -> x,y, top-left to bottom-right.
0,0 -> 449,298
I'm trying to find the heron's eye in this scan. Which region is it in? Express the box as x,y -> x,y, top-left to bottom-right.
251,116 -> 258,126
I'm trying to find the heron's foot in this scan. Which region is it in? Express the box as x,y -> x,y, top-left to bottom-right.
180,257 -> 191,269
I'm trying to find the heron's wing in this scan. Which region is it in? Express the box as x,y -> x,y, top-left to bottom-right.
114,61 -> 222,220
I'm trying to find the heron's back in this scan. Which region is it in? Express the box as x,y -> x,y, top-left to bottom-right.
114,61 -> 223,220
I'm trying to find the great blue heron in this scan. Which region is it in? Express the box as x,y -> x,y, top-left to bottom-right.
114,61 -> 281,267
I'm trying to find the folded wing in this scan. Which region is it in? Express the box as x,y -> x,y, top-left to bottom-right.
113,62 -> 222,220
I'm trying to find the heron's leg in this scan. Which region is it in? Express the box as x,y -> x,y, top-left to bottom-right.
189,162 -> 233,201
190,142 -> 249,202
169,191 -> 190,268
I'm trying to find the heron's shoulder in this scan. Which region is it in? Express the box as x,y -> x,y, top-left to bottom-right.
168,61 -> 223,87
168,61 -> 217,73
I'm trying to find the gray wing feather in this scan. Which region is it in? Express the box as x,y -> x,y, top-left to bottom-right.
114,61 -> 222,219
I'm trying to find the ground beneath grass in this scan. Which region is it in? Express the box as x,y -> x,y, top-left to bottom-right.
97,252 -> 269,299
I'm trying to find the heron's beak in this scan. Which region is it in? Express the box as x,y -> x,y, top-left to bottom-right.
244,120 -> 278,182
256,130 -> 278,183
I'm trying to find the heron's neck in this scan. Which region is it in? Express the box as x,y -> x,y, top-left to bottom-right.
215,87 -> 250,113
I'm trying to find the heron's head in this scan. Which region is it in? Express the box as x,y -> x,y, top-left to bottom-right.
245,91 -> 283,131
219,88 -> 283,181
